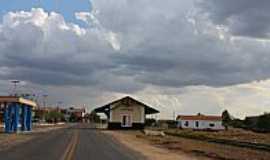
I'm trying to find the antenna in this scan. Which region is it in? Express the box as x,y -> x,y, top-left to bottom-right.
10,80 -> 20,96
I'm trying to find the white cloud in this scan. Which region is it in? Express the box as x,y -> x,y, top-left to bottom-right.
0,1 -> 270,119
75,3 -> 121,51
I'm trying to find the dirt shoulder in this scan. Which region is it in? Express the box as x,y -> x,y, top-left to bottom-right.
103,130 -> 211,160
0,123 -> 68,151
165,128 -> 270,144
104,130 -> 270,160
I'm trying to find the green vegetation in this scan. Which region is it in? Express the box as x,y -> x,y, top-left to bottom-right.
86,111 -> 101,123
145,118 -> 157,127
45,111 -> 65,123
222,110 -> 270,133
222,110 -> 232,130
255,113 -> 270,132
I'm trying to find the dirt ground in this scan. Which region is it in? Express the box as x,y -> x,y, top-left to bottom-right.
105,130 -> 270,160
104,130 -> 212,160
165,128 -> 270,144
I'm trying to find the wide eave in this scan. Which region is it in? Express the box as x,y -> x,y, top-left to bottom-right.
0,96 -> 37,108
94,96 -> 159,115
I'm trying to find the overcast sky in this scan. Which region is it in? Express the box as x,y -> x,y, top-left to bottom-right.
1,0 -> 270,119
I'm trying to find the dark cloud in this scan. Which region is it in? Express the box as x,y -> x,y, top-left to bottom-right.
1,2 -> 270,118
1,2 -> 270,95
196,0 -> 270,39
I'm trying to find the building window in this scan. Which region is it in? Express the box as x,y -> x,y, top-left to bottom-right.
209,123 -> 215,127
184,121 -> 189,127
195,121 -> 199,127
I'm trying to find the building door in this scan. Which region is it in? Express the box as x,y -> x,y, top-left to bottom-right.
195,121 -> 199,128
121,114 -> 132,127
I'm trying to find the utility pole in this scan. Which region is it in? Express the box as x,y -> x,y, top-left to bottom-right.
42,94 -> 48,108
10,80 -> 20,96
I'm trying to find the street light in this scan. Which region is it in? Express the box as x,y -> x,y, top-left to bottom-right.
10,80 -> 20,96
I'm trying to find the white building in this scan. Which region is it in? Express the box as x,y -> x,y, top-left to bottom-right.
177,114 -> 225,131
94,96 -> 159,129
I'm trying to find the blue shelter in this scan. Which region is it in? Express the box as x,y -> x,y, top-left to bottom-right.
0,96 -> 37,133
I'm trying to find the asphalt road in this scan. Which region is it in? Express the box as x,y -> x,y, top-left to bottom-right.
0,124 -> 144,160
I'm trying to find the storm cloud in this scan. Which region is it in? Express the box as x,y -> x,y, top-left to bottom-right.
196,0 -> 270,39
0,0 -> 270,118
1,1 -> 270,91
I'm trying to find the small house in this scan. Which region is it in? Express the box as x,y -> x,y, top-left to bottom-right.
177,114 -> 225,131
94,96 -> 159,129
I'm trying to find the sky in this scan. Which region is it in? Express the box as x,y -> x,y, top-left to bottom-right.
0,0 -> 270,119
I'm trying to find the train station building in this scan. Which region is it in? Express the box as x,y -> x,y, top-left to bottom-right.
94,96 -> 159,129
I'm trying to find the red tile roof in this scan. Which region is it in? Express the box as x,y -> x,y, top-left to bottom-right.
177,115 -> 222,121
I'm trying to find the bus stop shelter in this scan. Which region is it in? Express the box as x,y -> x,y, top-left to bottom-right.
0,96 -> 37,133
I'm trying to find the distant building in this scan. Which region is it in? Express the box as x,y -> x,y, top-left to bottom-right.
94,96 -> 159,129
177,114 -> 225,131
64,107 -> 86,122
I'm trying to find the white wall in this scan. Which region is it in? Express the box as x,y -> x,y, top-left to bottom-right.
178,120 -> 225,130
110,104 -> 145,124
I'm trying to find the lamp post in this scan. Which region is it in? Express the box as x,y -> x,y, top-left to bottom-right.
10,80 -> 20,96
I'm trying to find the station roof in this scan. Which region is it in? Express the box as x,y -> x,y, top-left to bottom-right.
0,96 -> 37,108
94,96 -> 159,115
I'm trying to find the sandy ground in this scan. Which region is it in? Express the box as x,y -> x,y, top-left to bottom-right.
104,130 -> 211,160
165,128 -> 270,144
105,130 -> 270,160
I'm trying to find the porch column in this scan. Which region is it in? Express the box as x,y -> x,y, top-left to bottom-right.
21,105 -> 27,131
4,103 -> 10,133
13,103 -> 20,132
26,106 -> 32,131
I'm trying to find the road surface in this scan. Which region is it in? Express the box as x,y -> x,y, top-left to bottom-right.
0,124 -> 144,160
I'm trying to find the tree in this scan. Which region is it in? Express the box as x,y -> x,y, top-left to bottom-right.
45,111 -> 64,123
87,111 -> 101,123
69,112 -> 78,122
222,110 -> 232,130
145,118 -> 157,127
257,113 -> 270,132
